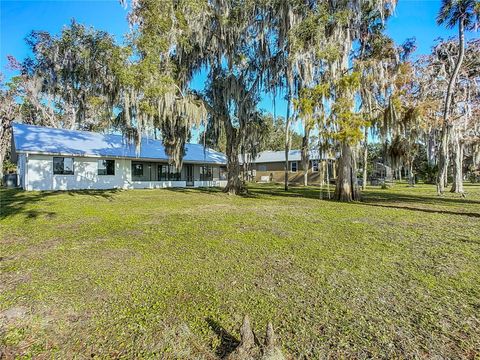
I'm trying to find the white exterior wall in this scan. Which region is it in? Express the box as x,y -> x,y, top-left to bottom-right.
25,154 -> 132,191
21,154 -> 226,191
131,181 -> 187,189
194,180 -> 227,188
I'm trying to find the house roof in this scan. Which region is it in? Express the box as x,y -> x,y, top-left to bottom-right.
247,150 -> 333,163
12,123 -> 227,164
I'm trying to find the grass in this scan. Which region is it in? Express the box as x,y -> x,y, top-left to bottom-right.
1,183 -> 479,358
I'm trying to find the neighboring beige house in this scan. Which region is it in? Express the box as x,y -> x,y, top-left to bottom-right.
242,150 -> 336,185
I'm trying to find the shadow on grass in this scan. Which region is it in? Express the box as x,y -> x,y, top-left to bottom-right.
1,189 -> 54,220
361,190 -> 480,206
3,184 -> 479,219
249,183 -> 480,203
246,183 -> 480,218
359,189 -> 480,218
206,317 -> 239,358
0,188 -> 119,220
236,184 -> 324,200
163,187 -> 224,196
163,183 -> 324,200
357,202 -> 480,218
65,189 -> 120,200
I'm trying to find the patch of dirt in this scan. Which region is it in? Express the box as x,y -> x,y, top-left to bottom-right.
56,216 -> 102,230
185,203 -> 240,215
0,307 -> 28,322
0,236 -> 29,246
145,214 -> 169,224
0,273 -> 31,294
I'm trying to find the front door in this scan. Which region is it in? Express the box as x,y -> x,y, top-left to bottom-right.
186,164 -> 194,186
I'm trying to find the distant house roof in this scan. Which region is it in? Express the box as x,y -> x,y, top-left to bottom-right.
247,150 -> 333,163
12,123 -> 227,165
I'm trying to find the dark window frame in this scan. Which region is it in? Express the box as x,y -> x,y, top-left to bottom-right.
158,163 -> 181,181
132,163 -> 144,177
98,159 -> 115,176
290,161 -> 298,173
53,157 -> 74,175
200,165 -> 213,181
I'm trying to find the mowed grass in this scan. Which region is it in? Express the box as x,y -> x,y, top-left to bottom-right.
1,183 -> 480,358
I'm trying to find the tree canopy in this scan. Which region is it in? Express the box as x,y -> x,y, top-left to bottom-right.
1,0 -> 480,199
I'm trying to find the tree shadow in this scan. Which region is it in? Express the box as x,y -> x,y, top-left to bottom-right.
206,317 -> 239,358
0,188 -> 119,220
65,188 -> 120,200
0,189 -> 55,220
245,184 -> 331,200
243,183 -> 480,218
358,187 -> 480,218
163,187 -> 225,196
361,190 -> 480,206
247,183 -> 480,204
157,183 -> 323,200
357,202 -> 480,218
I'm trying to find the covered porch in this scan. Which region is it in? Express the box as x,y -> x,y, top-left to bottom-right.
130,161 -> 228,189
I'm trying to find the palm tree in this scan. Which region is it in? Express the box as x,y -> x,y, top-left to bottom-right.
436,0 -> 480,194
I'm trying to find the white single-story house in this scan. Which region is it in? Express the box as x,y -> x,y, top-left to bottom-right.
11,123 -> 228,191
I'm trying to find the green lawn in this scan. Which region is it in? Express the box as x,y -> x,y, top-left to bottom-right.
1,183 -> 479,358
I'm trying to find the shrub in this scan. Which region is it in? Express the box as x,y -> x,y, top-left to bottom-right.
422,164 -> 437,184
3,160 -> 16,174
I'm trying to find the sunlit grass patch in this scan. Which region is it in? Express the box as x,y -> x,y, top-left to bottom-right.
1,183 -> 479,358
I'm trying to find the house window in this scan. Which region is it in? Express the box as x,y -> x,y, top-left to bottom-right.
159,164 -> 168,181
159,164 -> 181,181
132,163 -> 144,176
311,160 -> 319,172
200,166 -> 213,181
98,160 -> 115,175
258,164 -> 267,172
290,161 -> 298,172
53,157 -> 74,175
219,166 -> 227,180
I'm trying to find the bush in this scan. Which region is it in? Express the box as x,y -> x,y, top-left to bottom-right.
421,164 -> 437,184
469,173 -> 479,183
2,160 -> 16,174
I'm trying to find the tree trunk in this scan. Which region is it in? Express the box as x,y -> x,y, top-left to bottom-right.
0,138 -> 7,182
472,143 -> 480,170
437,19 -> 465,194
301,125 -> 311,187
427,130 -> 436,166
437,123 -> 451,193
362,128 -> 368,191
334,142 -> 360,202
450,130 -> 464,193
320,159 -> 325,186
445,154 -> 450,188
0,120 -> 13,183
223,122 -> 244,195
284,96 -> 291,191
303,161 -> 308,186
241,153 -> 247,182
325,159 -> 331,199
408,159 -> 415,187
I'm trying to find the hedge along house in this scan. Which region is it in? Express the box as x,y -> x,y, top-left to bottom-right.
243,150 -> 336,184
11,123 -> 228,191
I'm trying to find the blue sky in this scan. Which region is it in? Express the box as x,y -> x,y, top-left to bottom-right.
1,0 -> 478,130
